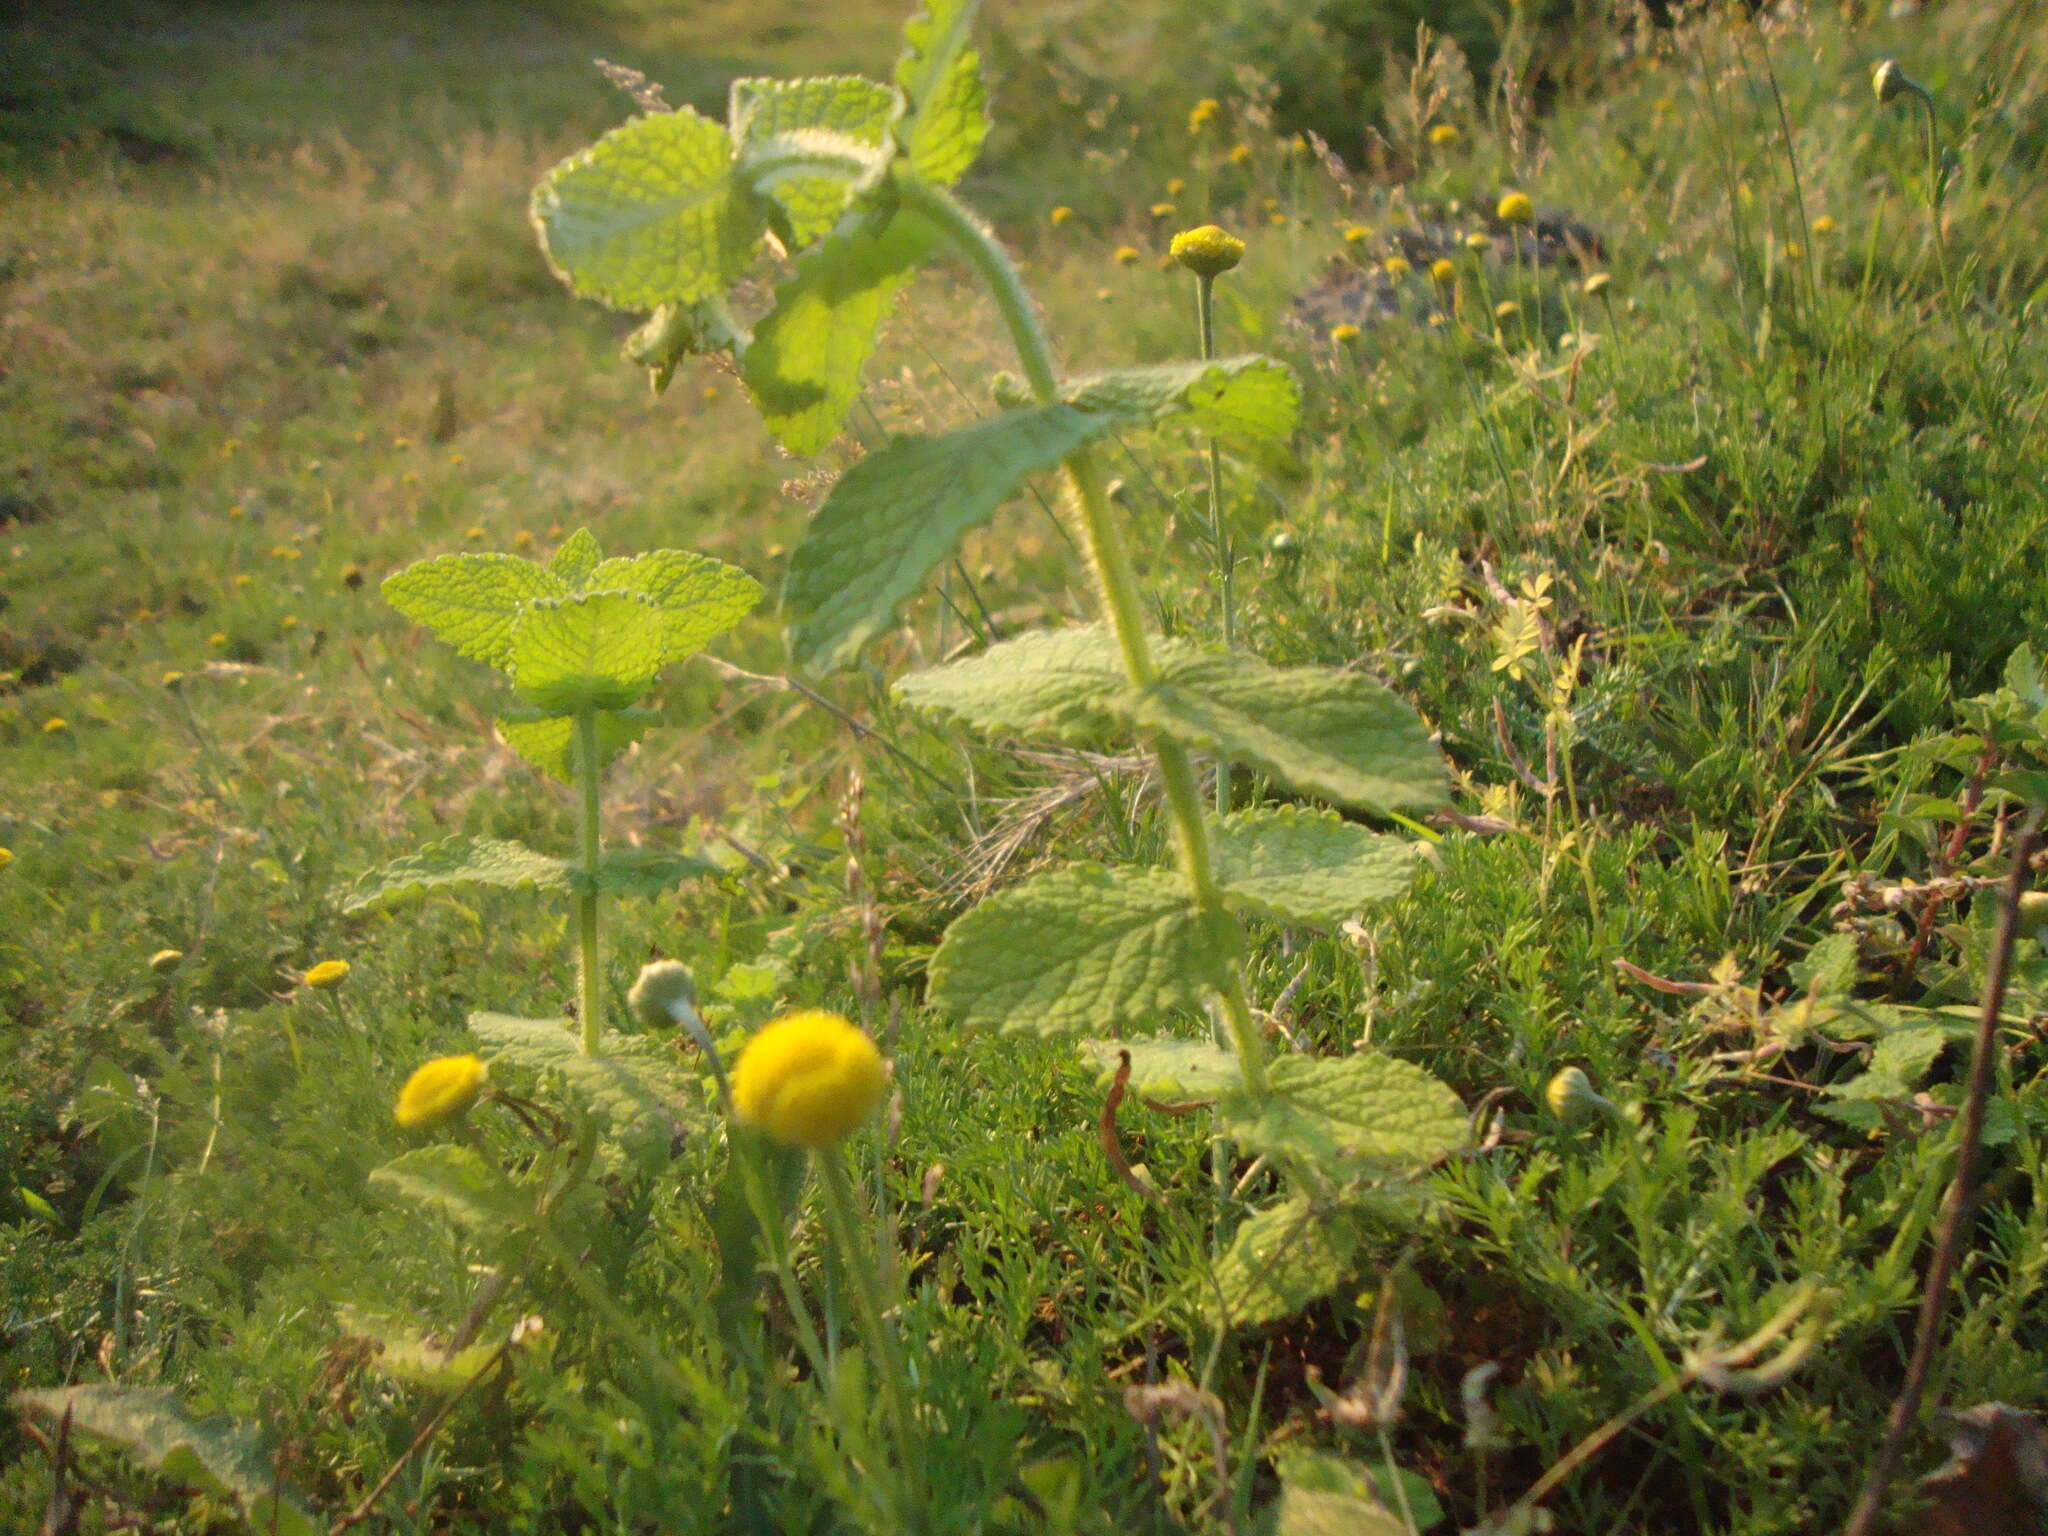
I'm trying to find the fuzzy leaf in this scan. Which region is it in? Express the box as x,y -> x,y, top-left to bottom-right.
744,209 -> 938,454
927,865 -> 1233,1036
342,836 -> 569,914
893,0 -> 988,183
1211,807 -> 1422,928
1211,1196 -> 1361,1327
471,1013 -> 702,1170
1219,1054 -> 1468,1176
731,77 -> 896,248
496,708 -> 655,784
12,1385 -> 318,1536
1080,1037 -> 1241,1099
531,107 -> 759,310
1272,1451 -> 1416,1536
1136,647 -> 1449,815
786,407 -> 1103,672
382,554 -> 566,668
369,1144 -> 530,1237
508,591 -> 668,712
335,1306 -> 503,1393
730,75 -> 896,145
893,625 -> 1127,736
589,847 -> 721,899
548,528 -> 605,586
1066,356 -> 1300,442
625,300 -> 749,393
585,550 -> 763,661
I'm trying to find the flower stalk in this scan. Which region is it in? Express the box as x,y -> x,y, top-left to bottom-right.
574,709 -> 604,1055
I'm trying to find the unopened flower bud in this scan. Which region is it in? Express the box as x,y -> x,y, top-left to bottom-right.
628,959 -> 699,1029
1545,1066 -> 1619,1127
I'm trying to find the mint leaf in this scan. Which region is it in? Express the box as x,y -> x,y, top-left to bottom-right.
1218,1054 -> 1468,1176
342,836 -> 570,914
13,1386 -> 318,1536
1211,1196 -> 1361,1328
743,209 -> 938,454
472,1013 -> 702,1171
893,624 -> 1127,736
589,847 -> 721,899
370,1144 -> 530,1237
928,864 -> 1234,1036
1136,647 -> 1449,815
531,107 -> 759,310
730,75 -> 896,144
625,300 -> 749,394
1272,1451 -> 1418,1536
893,0 -> 988,183
1066,356 -> 1300,442
1212,807 -> 1422,929
496,708 -> 655,783
335,1307 -> 503,1393
585,550 -> 762,662
731,76 -> 897,248
508,591 -> 668,713
382,554 -> 565,667
1080,1037 -> 1241,1099
547,528 -> 605,585
785,407 -> 1103,672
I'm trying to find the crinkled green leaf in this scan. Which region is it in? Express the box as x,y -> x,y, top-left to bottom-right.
731,77 -> 897,248
1219,1054 -> 1468,1176
548,528 -> 605,586
743,208 -> 939,454
1080,1037 -> 1240,1099
1136,646 -> 1449,815
894,624 -> 1127,736
731,75 -> 896,145
12,1385 -> 318,1536
1066,356 -> 1300,443
531,107 -> 759,310
1271,1451 -> 1418,1536
625,299 -> 749,394
585,550 -> 762,662
786,406 -> 1103,672
369,1144 -> 530,1237
508,591 -> 668,712
588,847 -> 722,899
929,865 -> 1233,1036
382,554 -> 566,667
1211,1196 -> 1361,1327
335,1306 -> 504,1394
471,1013 -> 703,1171
1212,807 -> 1422,929
496,707 -> 655,783
893,0 -> 987,183
342,836 -> 569,914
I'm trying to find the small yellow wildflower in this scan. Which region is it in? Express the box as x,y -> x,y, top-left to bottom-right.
1428,123 -> 1461,146
447,452 -> 465,467
1784,241 -> 1804,260
1166,177 -> 1186,196
1188,98 -> 1220,132
1156,254 -> 1175,270
270,544 -> 298,560
1169,224 -> 1245,278
465,525 -> 485,541
1497,191 -> 1535,226
1465,232 -> 1492,253
208,632 -> 228,648
1342,223 -> 1372,245
1267,210 -> 1287,226
395,1055 -> 488,1131
233,573 -> 253,588
0,848 -> 12,871
701,384 -> 720,403
148,949 -> 183,973
1329,323 -> 1361,343
1383,256 -> 1412,278
41,717 -> 66,734
1583,272 -> 1611,296
1812,215 -> 1837,236
1095,287 -> 1112,301
732,1010 -> 887,1151
280,615 -> 299,631
1227,143 -> 1252,166
392,436 -> 412,450
1049,205 -> 1074,227
1494,300 -> 1521,320
226,503 -> 245,519
160,670 -> 185,687
1149,201 -> 1176,219
1114,245 -> 1141,265
512,530 -> 535,550
401,471 -> 420,488
303,958 -> 350,991
1430,258 -> 1457,285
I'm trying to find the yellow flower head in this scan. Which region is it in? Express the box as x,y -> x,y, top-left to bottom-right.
149,948 -> 184,973
1582,272 -> 1611,296
1497,191 -> 1535,225
1166,177 -> 1186,196
1149,201 -> 1177,219
303,958 -> 350,991
1465,232 -> 1492,253
1170,224 -> 1245,278
395,1054 -> 488,1131
1382,255 -> 1412,278
1049,204 -> 1074,227
1494,300 -> 1522,320
1812,215 -> 1837,236
1227,143 -> 1252,166
512,529 -> 535,550
1114,245 -> 1141,265
161,670 -> 185,687
1428,123 -> 1461,146
1329,323 -> 1361,344
731,1010 -> 887,1151
1430,258 -> 1457,285
1188,98 -> 1220,133
1342,223 -> 1372,245
41,717 -> 66,734
0,848 -> 13,872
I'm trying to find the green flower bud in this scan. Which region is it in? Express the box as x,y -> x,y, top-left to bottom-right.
628,959 -> 699,1029
1545,1066 -> 1619,1127
2017,891 -> 2048,943
1872,59 -> 1906,105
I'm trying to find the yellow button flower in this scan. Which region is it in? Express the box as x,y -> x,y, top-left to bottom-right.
303,958 -> 350,990
0,848 -> 13,872
1430,258 -> 1457,285
1428,123 -> 1461,146
732,1010 -> 887,1151
1812,215 -> 1837,236
1329,323 -> 1361,343
1227,143 -> 1252,166
148,948 -> 184,973
395,1054 -> 488,1130
41,717 -> 66,734
1188,98 -> 1220,133
1114,245 -> 1141,265
1166,177 -> 1186,196
1170,224 -> 1245,278
1342,223 -> 1372,245
1049,204 -> 1073,227
1497,191 -> 1535,225
1382,255 -> 1412,278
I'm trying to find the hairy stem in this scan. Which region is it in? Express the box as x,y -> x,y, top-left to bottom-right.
1194,270 -> 1234,815
574,709 -> 604,1055
904,176 -> 1272,1095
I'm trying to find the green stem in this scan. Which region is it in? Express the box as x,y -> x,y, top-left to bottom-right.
905,175 -> 1272,1096
1195,271 -> 1233,816
574,709 -> 604,1055
816,1146 -> 924,1529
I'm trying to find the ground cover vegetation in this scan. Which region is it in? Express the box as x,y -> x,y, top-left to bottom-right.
2,0 -> 2047,1529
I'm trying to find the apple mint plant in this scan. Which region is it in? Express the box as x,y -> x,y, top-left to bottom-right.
532,0 -> 1468,1323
